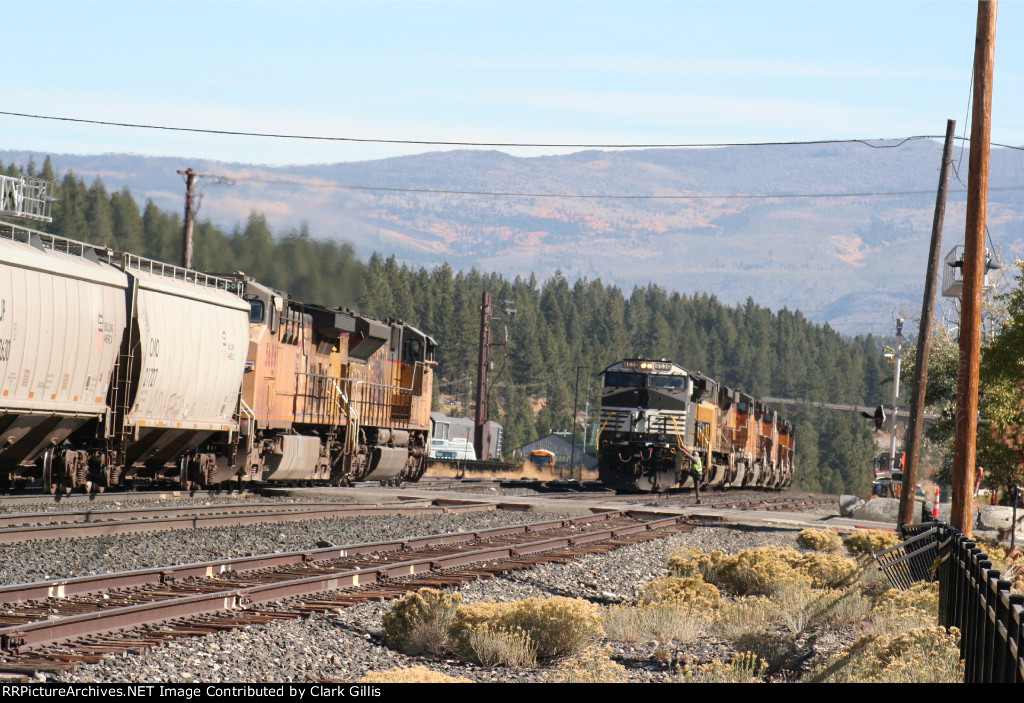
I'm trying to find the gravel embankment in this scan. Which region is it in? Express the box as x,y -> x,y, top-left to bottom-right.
0,488 -> 836,683
0,508 -> 571,585
41,521 -> 804,683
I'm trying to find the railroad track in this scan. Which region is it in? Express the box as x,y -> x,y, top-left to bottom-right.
0,499 -> 494,544
0,510 -> 691,676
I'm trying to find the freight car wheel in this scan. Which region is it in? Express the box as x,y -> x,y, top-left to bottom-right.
42,449 -> 57,495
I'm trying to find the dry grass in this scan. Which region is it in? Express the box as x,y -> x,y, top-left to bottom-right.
603,603 -> 706,643
357,665 -> 475,683
547,646 -> 629,683
676,652 -> 768,683
465,625 -> 538,669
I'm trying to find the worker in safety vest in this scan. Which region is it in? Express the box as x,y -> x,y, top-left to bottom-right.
683,448 -> 704,504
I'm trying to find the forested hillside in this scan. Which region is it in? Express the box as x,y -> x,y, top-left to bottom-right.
4,157 -> 884,495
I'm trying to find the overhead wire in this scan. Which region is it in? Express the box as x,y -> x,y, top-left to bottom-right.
196,171 -> 1024,201
0,110 -> 952,149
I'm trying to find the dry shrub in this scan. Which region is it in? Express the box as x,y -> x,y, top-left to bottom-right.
667,546 -> 714,578
876,580 -> 939,613
494,597 -> 603,662
548,646 -> 628,683
809,626 -> 963,683
797,528 -> 844,553
843,529 -> 900,558
1004,560 -> 1024,596
638,575 -> 721,611
975,537 -> 1007,563
792,552 -> 860,589
603,603 -> 706,643
868,581 -> 940,632
357,665 -> 474,683
975,539 -> 1024,594
453,597 -> 601,664
770,581 -> 822,635
450,601 -> 516,651
465,625 -> 537,669
381,588 -> 461,655
704,546 -> 811,596
710,596 -> 780,640
812,588 -> 875,630
733,632 -> 798,672
676,651 -> 767,683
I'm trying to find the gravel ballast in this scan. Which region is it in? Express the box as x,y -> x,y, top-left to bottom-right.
0,489 -> 842,683
39,522 -> 804,683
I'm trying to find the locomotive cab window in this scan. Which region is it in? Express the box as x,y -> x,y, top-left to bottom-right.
605,372 -> 644,387
402,337 -> 422,364
247,299 -> 265,324
648,375 -> 686,389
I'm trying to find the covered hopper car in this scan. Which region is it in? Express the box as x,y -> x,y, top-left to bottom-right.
596,359 -> 794,492
0,219 -> 435,492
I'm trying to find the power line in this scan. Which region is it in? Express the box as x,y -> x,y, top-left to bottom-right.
0,109 -> 977,150
200,172 -> 1024,201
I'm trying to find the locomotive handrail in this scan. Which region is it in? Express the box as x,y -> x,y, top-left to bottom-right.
238,398 -> 255,439
331,379 -> 360,455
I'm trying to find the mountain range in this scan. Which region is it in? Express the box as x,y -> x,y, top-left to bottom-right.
4,139 -> 1023,336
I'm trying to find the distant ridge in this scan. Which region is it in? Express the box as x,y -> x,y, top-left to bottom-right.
3,142 -> 1022,335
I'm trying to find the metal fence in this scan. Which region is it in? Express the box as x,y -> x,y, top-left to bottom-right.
875,522 -> 1024,683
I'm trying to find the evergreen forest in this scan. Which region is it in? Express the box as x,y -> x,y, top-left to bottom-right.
4,157 -> 889,496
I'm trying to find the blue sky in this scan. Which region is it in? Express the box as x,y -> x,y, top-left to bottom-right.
3,1 -> 1023,165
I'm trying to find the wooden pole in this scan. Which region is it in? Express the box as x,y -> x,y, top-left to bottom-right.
474,292 -> 492,461
899,119 -> 956,525
177,168 -> 197,269
953,0 -> 997,537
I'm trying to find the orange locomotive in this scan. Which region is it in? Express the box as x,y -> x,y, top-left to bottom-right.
597,359 -> 793,492
226,276 -> 436,486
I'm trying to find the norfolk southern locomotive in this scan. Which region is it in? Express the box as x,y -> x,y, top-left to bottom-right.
597,359 -> 794,492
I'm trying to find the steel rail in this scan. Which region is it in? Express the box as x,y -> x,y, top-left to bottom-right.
0,499 -> 428,527
0,510 -> 683,654
0,500 -> 492,544
0,510 -> 626,604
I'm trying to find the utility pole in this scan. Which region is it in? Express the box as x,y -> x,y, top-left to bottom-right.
571,365 -> 583,475
177,168 -> 198,269
889,319 -> 904,473
953,0 -> 998,537
900,119 -> 956,526
474,292 -> 492,462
